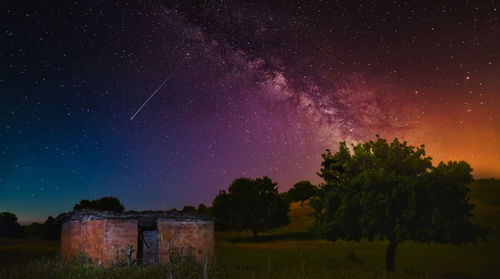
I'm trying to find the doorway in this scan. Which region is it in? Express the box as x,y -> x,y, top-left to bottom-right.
137,223 -> 158,265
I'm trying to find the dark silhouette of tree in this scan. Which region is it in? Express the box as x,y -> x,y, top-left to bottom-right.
279,192 -> 289,204
73,196 -> 124,212
197,203 -> 208,215
212,176 -> 290,239
310,136 -> 488,272
41,216 -> 61,240
182,205 -> 196,213
287,180 -> 317,205
23,222 -> 43,237
23,216 -> 61,240
0,212 -> 22,238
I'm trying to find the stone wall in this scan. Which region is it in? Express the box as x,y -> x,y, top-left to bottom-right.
60,219 -> 138,266
157,219 -> 214,263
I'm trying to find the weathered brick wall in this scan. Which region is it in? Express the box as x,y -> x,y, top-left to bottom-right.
60,219 -> 138,266
80,219 -> 105,263
61,220 -> 81,259
157,219 -> 214,263
102,219 -> 138,265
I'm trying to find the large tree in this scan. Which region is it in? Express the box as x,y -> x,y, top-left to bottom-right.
0,212 -> 22,238
212,176 -> 289,238
73,196 -> 124,212
287,180 -> 317,205
310,136 -> 487,272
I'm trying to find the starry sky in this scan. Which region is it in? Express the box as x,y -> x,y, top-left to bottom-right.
1,0 -> 499,223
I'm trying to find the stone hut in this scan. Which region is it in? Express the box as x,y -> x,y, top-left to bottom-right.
57,210 -> 214,266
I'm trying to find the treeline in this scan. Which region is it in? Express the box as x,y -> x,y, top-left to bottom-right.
0,180 -> 311,241
0,212 -> 61,240
0,196 -> 127,240
0,196 -> 215,240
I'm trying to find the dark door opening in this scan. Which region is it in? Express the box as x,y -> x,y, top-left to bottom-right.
137,222 -> 158,265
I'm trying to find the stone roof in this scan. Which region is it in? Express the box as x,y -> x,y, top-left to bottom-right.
56,209 -> 213,225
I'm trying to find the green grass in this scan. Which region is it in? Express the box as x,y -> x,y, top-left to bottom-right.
1,179 -> 499,278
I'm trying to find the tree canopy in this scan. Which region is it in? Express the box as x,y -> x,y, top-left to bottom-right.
310,136 -> 487,272
0,212 -> 22,238
287,180 -> 317,205
182,205 -> 197,213
212,176 -> 289,238
73,196 -> 125,212
197,203 -> 208,215
24,216 -> 62,240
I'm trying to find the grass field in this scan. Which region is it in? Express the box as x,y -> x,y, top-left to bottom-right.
1,179 -> 499,278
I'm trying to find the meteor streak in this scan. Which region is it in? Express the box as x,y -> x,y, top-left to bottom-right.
130,70 -> 176,121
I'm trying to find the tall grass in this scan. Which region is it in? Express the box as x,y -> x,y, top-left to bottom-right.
0,255 -> 447,279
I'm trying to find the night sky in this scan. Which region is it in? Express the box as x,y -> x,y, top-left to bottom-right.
1,1 -> 499,223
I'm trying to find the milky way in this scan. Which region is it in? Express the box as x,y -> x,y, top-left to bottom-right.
1,1 -> 498,222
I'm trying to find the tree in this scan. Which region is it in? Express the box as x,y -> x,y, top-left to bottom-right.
0,212 -> 22,238
23,222 -> 43,238
287,180 -> 317,205
182,205 -> 196,213
212,176 -> 290,238
23,216 -> 61,240
73,196 -> 124,212
41,216 -> 61,240
310,136 -> 487,272
197,203 -> 208,215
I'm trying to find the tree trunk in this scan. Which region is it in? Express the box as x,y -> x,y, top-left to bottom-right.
251,228 -> 259,239
385,241 -> 397,272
